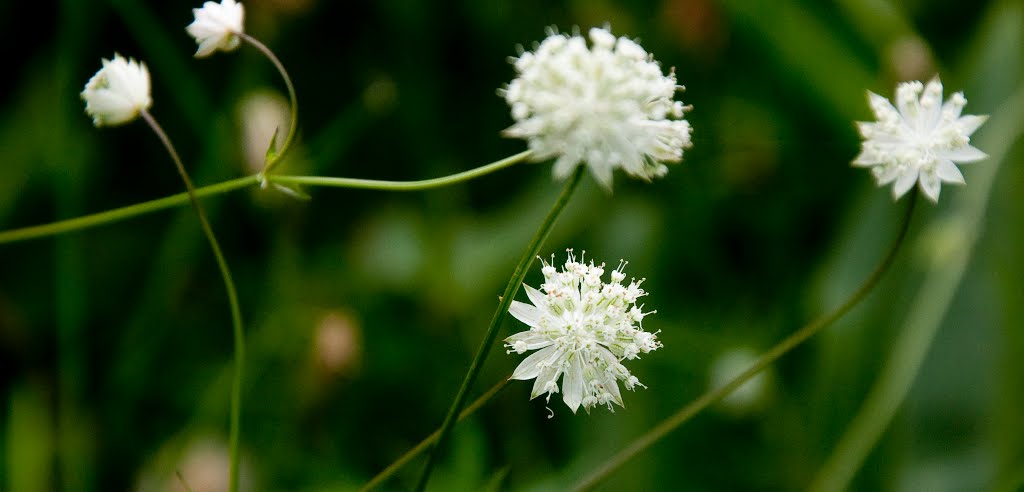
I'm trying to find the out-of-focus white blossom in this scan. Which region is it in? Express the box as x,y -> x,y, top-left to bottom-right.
187,0 -> 245,58
501,27 -> 693,189
853,77 -> 987,203
81,54 -> 152,127
504,250 -> 661,414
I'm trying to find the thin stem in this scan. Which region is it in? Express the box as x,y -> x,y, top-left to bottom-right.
414,167 -> 585,492
0,176 -> 257,245
140,110 -> 246,492
267,150 -> 532,191
361,377 -> 512,492
0,153 -> 531,246
238,32 -> 298,178
572,191 -> 919,492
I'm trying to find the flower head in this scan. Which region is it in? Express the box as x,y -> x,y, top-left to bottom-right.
853,77 -> 988,202
81,54 -> 152,127
187,0 -> 245,58
501,27 -> 693,189
504,250 -> 661,414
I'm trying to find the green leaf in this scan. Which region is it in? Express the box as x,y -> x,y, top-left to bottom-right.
264,125 -> 281,163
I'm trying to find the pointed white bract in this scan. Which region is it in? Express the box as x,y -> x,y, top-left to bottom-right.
504,250 -> 661,414
187,0 -> 245,58
853,77 -> 988,203
501,27 -> 693,190
81,54 -> 152,127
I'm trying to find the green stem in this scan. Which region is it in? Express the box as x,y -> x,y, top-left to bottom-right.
572,190 -> 919,492
267,150 -> 531,190
361,377 -> 511,492
414,167 -> 585,492
0,152 -> 530,246
0,176 -> 257,244
238,32 -> 298,178
140,110 -> 246,492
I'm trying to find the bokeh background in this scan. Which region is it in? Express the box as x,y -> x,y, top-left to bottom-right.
1,0 -> 1022,490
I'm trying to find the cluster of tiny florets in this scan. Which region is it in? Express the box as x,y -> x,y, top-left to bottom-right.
854,77 -> 988,203
186,0 -> 245,58
80,54 -> 152,127
502,27 -> 693,189
505,250 -> 661,414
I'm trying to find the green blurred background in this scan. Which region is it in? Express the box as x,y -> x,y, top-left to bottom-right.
1,0 -> 1022,490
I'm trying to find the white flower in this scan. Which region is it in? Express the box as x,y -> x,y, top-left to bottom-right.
81,54 -> 152,127
504,250 -> 661,414
186,0 -> 245,58
501,27 -> 693,189
853,77 -> 988,202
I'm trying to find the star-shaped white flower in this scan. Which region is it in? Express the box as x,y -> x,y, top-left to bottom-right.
81,54 -> 152,127
504,250 -> 661,414
501,27 -> 693,190
853,77 -> 988,202
186,0 -> 245,58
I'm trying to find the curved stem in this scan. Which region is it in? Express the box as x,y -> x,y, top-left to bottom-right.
140,110 -> 246,492
0,152 -> 530,245
572,191 -> 919,492
267,150 -> 531,191
238,32 -> 298,178
414,167 -> 585,492
360,377 -> 511,492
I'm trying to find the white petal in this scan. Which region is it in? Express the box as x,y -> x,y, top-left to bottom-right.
918,172 -> 941,203
942,145 -> 987,163
852,148 -> 879,167
867,91 -> 897,118
523,284 -> 547,310
530,365 -> 562,400
509,300 -> 542,327
957,115 -> 988,136
605,377 -> 624,408
561,355 -> 584,413
935,160 -> 965,184
588,161 -> 615,190
892,169 -> 918,199
510,346 -> 556,380
552,154 -> 580,181
194,38 -> 220,58
504,331 -> 552,352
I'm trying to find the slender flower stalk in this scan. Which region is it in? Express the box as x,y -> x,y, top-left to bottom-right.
186,0 -> 298,179
0,151 -> 531,245
414,167 -> 585,492
139,110 -> 247,492
811,82 -> 1024,492
236,32 -> 299,179
572,191 -> 919,491
360,377 -> 511,491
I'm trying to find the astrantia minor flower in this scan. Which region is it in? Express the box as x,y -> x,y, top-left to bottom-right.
504,250 -> 661,414
187,0 -> 245,58
81,54 -> 152,127
853,77 -> 988,202
501,27 -> 693,189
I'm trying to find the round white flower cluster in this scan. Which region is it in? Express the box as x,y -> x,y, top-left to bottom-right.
502,27 -> 693,189
505,250 -> 661,414
853,77 -> 987,203
81,54 -> 152,127
186,0 -> 245,58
